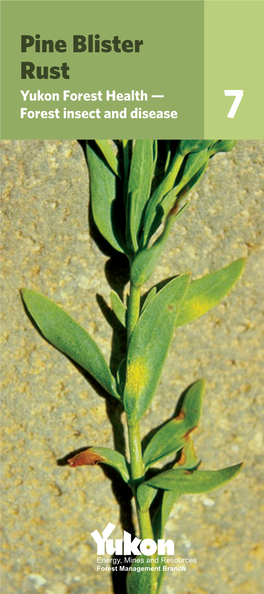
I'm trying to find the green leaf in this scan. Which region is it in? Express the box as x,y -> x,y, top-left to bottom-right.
179,140 -> 215,156
151,438 -> 200,538
209,140 -> 236,155
143,380 -> 204,470
209,140 -> 236,157
86,141 -> 125,253
141,287 -> 157,313
68,446 -> 130,483
94,140 -> 120,177
131,191 -> 188,291
137,480 -> 157,512
116,358 -> 127,396
123,274 -> 190,423
130,214 -> 175,287
142,150 -> 184,246
176,258 -> 245,327
126,554 -> 165,594
144,464 -> 243,494
153,139 -> 158,171
122,139 -> 130,188
152,490 -> 181,541
145,464 -> 242,539
110,290 -> 126,327
127,140 -> 154,252
21,289 -> 120,400
164,144 -> 172,173
161,149 -> 209,217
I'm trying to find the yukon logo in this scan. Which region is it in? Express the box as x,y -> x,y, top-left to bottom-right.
91,523 -> 174,556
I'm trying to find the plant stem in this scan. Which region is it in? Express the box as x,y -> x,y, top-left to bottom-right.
126,281 -> 154,540
128,422 -> 154,540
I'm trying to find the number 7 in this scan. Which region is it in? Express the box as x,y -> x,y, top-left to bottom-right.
224,90 -> 243,118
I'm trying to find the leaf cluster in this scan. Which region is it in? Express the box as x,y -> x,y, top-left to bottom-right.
21,257 -> 244,424
87,140 -> 235,286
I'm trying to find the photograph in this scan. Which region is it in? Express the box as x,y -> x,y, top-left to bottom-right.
1,139 -> 263,594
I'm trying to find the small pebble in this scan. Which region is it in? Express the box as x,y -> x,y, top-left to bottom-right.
28,574 -> 47,586
202,496 -> 215,507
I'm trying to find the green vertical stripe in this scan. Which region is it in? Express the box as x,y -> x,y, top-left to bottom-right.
204,0 -> 264,139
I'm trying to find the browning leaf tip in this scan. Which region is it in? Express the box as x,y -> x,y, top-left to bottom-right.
183,425 -> 198,440
174,410 -> 185,422
178,451 -> 186,466
68,449 -> 105,467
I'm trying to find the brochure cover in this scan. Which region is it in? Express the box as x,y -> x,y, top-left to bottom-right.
1,2 -> 263,594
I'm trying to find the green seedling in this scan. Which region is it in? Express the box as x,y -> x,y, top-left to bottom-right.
21,139 -> 244,594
